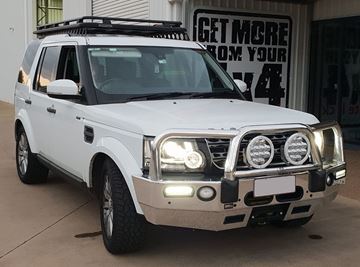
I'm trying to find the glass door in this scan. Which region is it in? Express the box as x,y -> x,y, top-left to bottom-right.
309,17 -> 360,144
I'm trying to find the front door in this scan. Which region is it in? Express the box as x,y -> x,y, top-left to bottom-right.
45,46 -> 88,179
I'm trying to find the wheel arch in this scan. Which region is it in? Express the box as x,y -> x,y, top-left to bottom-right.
88,137 -> 144,214
15,119 -> 23,140
14,111 -> 38,153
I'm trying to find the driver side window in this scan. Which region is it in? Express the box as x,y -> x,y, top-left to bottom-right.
57,46 -> 80,86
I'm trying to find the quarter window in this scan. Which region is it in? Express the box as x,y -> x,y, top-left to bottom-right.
18,40 -> 41,84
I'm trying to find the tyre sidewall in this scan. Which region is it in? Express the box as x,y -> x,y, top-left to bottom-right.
16,129 -> 29,183
99,159 -> 146,254
15,127 -> 48,184
100,160 -> 113,251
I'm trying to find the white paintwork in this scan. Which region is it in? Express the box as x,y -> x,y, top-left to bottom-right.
90,99 -> 319,137
85,36 -> 202,48
15,34 -> 320,215
47,80 -> 80,97
234,79 -> 247,93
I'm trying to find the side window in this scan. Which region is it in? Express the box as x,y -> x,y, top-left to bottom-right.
18,40 -> 41,84
35,46 -> 61,93
57,46 -> 80,85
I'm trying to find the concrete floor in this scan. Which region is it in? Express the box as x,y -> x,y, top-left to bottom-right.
1,101 -> 360,267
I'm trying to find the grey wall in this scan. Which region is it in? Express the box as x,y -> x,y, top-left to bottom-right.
63,0 -> 91,20
0,0 -> 34,103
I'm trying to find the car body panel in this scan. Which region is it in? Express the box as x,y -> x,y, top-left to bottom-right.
88,99 -> 319,136
13,33 -> 345,230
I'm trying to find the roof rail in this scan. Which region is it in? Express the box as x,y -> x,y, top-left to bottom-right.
34,16 -> 189,40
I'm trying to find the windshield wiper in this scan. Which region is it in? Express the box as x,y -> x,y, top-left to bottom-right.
124,90 -> 241,102
124,92 -> 194,101
188,90 -> 240,99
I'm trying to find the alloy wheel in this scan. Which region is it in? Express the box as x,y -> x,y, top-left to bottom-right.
18,133 -> 29,175
103,175 -> 113,238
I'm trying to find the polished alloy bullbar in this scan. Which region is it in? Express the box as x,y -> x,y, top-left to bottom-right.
148,122 -> 344,181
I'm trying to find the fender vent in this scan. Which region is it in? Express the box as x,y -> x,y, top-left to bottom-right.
84,126 -> 94,144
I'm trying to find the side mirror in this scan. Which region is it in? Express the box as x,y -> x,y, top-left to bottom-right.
234,79 -> 248,93
47,79 -> 80,99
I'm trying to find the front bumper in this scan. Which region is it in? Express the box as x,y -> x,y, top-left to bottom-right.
136,122 -> 346,231
133,170 -> 344,231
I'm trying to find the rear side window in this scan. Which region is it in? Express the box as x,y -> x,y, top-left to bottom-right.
35,46 -> 61,93
18,40 -> 41,84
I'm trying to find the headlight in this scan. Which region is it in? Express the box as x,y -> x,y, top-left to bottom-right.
284,133 -> 310,165
312,123 -> 344,168
160,139 -> 205,172
245,135 -> 274,168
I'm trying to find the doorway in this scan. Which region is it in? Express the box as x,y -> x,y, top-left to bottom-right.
309,17 -> 360,144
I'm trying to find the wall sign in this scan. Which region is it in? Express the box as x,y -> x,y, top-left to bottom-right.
192,9 -> 292,107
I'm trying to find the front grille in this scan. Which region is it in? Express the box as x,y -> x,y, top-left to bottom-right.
205,138 -> 230,169
206,131 -> 312,171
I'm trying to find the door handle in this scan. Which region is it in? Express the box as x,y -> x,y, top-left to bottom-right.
46,107 -> 56,114
25,99 -> 32,105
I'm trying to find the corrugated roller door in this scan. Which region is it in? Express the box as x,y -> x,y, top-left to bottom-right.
92,0 -> 150,19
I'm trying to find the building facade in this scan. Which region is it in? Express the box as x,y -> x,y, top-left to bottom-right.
1,0 -> 359,143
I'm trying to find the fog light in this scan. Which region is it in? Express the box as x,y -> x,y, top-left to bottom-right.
164,185 -> 194,197
197,186 -> 216,201
326,175 -> 334,186
335,169 -> 346,179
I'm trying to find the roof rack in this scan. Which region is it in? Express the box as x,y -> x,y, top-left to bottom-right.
34,16 -> 189,40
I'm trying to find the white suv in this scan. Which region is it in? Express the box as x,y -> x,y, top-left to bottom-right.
15,17 -> 346,254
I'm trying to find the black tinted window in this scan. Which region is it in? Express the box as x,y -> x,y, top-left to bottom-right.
35,46 -> 61,93
57,47 -> 80,84
18,40 -> 41,84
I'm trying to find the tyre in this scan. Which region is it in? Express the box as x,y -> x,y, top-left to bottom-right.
16,126 -> 49,184
100,159 -> 146,254
274,215 -> 313,228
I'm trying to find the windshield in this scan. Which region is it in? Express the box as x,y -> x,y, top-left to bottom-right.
87,46 -> 244,103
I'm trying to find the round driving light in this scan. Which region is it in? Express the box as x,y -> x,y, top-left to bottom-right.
184,151 -> 204,169
246,136 -> 274,169
197,186 -> 216,201
284,133 -> 311,166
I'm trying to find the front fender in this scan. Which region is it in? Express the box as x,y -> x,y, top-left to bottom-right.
89,137 -> 144,214
15,109 -> 39,153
